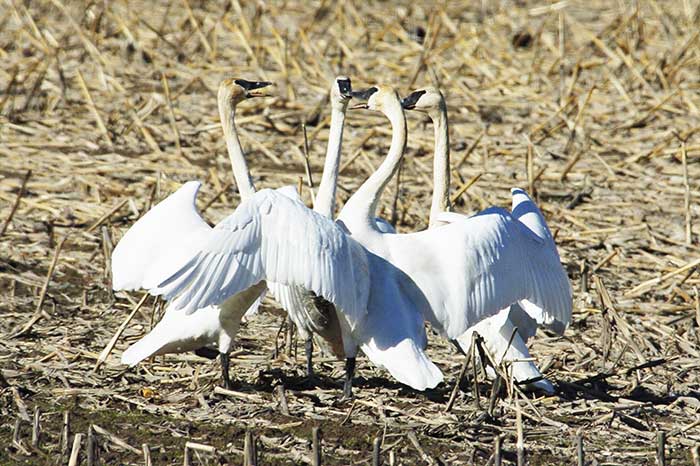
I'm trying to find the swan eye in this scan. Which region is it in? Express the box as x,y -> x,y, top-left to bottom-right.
337,78 -> 352,98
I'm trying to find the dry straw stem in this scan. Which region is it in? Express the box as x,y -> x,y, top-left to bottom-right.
86,199 -> 128,233
75,70 -> 112,148
12,236 -> 68,338
142,444 -> 152,466
626,257 -> 700,297
91,424 -> 140,454
94,293 -> 149,370
3,1 -> 700,464
0,169 -> 31,238
160,73 -> 185,162
67,433 -> 83,466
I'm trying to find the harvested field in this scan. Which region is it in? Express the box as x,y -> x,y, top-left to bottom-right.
2,0 -> 700,464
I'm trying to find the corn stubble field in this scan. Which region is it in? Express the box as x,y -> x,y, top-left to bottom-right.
2,0 -> 700,464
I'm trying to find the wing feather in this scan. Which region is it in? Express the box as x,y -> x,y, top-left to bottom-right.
112,181 -> 211,291
394,208 -> 572,338
148,188 -> 369,324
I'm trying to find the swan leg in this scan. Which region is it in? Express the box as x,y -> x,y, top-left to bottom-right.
220,352 -> 232,389
342,357 -> 356,399
305,336 -> 315,380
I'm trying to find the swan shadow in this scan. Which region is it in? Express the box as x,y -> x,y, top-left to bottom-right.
556,375 -> 699,406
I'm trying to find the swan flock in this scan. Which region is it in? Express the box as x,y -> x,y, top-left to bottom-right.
111,77 -> 572,399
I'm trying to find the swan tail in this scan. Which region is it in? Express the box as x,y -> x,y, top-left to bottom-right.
120,305 -> 222,366
455,310 -> 552,393
361,339 -> 443,391
121,327 -> 174,366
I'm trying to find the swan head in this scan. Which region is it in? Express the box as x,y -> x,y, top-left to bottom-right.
401,87 -> 445,116
331,76 -> 353,109
350,86 -> 401,113
218,78 -> 272,106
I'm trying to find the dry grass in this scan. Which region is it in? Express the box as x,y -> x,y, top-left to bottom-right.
2,0 -> 700,464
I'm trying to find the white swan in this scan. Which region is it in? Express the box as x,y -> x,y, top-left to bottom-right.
113,79 -> 443,395
337,86 -> 572,388
265,77 -> 353,379
402,87 -> 567,393
116,79 -> 272,388
269,76 -> 397,380
119,78 -> 351,385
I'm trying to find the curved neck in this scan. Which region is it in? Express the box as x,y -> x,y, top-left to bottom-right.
314,105 -> 346,218
343,99 -> 407,224
219,101 -> 256,200
429,105 -> 451,227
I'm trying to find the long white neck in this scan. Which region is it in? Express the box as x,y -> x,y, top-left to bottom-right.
219,101 -> 256,200
429,104 -> 451,227
314,105 -> 346,218
342,98 -> 407,225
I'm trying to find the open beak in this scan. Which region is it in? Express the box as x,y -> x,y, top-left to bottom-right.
401,90 -> 426,110
349,87 -> 378,110
247,89 -> 270,97
235,79 -> 273,98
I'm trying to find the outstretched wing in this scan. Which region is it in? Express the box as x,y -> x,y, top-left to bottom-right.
112,181 -> 211,291
395,207 -> 572,338
509,188 -> 569,333
511,188 -> 553,244
148,188 -> 369,326
430,191 -> 569,335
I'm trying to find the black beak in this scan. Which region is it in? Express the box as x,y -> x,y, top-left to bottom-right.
235,79 -> 273,97
337,78 -> 352,98
401,90 -> 426,110
235,79 -> 272,90
349,87 -> 378,109
351,87 -> 378,101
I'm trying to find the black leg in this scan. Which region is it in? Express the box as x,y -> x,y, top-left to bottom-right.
343,357 -> 356,399
305,337 -> 315,380
220,352 -> 232,389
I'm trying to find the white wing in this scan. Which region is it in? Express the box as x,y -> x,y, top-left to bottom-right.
511,188 -> 553,243
245,186 -> 309,323
148,188 -> 370,328
267,282 -> 310,336
390,207 -> 572,339
509,188 -> 569,333
112,181 -> 211,291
